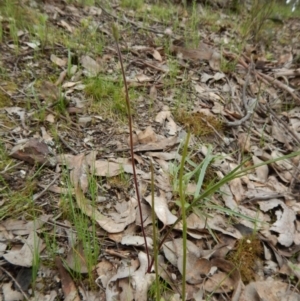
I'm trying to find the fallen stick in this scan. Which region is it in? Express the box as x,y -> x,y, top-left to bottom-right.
223,51 -> 300,105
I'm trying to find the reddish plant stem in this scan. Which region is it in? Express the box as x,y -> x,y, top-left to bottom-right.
114,35 -> 150,269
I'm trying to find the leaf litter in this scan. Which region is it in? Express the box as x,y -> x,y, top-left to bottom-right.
0,0 -> 300,300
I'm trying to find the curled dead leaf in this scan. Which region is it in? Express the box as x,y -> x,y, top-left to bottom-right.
144,192 -> 177,227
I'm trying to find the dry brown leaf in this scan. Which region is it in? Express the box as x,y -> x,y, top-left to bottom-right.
93,159 -> 143,177
41,126 -> 53,145
170,43 -> 212,61
163,238 -> 201,267
271,121 -> 290,144
59,20 -> 74,33
75,178 -> 137,233
131,252 -> 155,301
237,133 -> 251,153
229,177 -> 244,203
178,254 -> 211,284
56,69 -> 68,86
155,105 -> 171,123
213,72 -> 225,81
85,6 -> 102,16
152,49 -> 162,61
204,271 -> 235,293
5,106 -> 27,129
194,83 -> 205,94
150,173 -> 172,192
154,158 -> 169,172
55,257 -> 80,301
70,153 -> 89,193
207,215 -> 242,239
277,52 -> 293,69
105,253 -> 155,301
3,231 -> 45,267
62,81 -> 78,89
2,282 -> 23,301
209,51 -> 221,71
207,258 -> 242,301
38,184 -> 75,195
218,181 -> 238,209
149,85 -> 157,100
39,81 -> 60,101
106,258 -> 139,301
80,55 -> 102,76
96,260 -> 116,288
130,132 -> 139,146
134,74 -> 152,82
175,213 -> 206,239
166,116 -> 177,136
271,205 -> 296,247
121,235 -> 153,249
194,84 -> 222,102
240,280 -> 299,301
0,241 -> 7,257
201,72 -> 214,83
135,203 -> 152,227
10,138 -> 55,166
271,149 -> 293,172
50,54 -> 67,67
137,126 -> 157,144
237,206 -> 265,231
2,215 -> 50,235
252,155 -> 269,183
65,241 -> 89,274
146,151 -> 181,161
131,135 -> 180,153
24,41 -> 40,49
258,199 -> 295,247
45,114 -> 55,123
144,192 -> 177,227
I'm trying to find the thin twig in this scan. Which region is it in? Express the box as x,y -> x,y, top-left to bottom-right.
46,108 -> 80,130
224,61 -> 257,127
264,104 -> 300,144
223,51 -> 300,104
290,160 -> 300,191
199,117 -> 224,141
0,161 -> 23,174
242,62 -> 253,109
242,193 -> 286,204
99,3 -> 166,35
134,59 -> 168,73
0,85 -> 15,99
224,75 -> 243,115
33,174 -> 60,201
224,69 -> 257,127
58,133 -> 78,155
257,71 -> 300,104
0,266 -> 30,301
224,99 -> 257,127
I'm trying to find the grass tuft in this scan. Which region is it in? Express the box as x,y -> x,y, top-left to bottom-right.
121,0 -> 144,10
85,77 -> 137,119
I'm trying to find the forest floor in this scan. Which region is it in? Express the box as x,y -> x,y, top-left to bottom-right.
1,0 -> 300,300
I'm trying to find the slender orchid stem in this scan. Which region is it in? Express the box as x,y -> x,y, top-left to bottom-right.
112,24 -> 150,269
